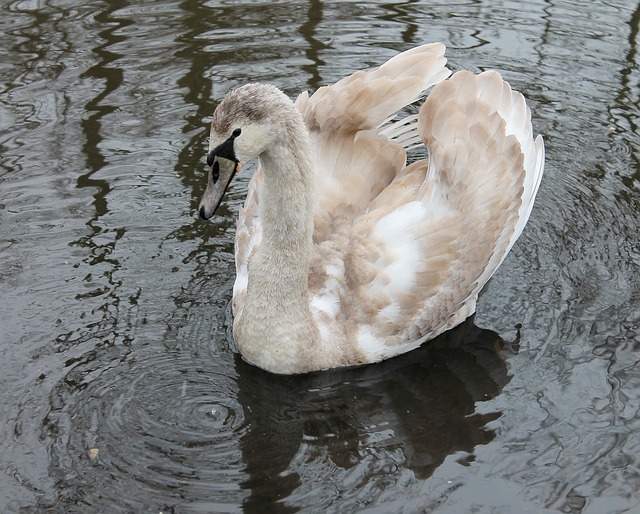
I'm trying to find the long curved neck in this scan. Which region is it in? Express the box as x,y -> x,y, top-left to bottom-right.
253,141 -> 315,296
259,131 -> 315,257
235,110 -> 318,373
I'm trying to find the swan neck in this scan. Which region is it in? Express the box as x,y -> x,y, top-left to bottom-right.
235,111 -> 318,374
259,116 -> 315,251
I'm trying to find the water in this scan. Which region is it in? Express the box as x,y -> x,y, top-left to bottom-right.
1,0 -> 639,512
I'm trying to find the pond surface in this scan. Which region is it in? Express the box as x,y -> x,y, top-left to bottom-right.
1,0 -> 640,512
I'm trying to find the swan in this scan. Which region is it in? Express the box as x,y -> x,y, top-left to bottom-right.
198,43 -> 545,374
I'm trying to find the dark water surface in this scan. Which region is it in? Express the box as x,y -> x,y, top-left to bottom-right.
1,0 -> 639,512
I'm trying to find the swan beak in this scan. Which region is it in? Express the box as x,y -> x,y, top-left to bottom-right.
198,155 -> 239,220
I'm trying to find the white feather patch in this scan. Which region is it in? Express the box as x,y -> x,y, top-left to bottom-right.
371,201 -> 427,294
356,325 -> 393,361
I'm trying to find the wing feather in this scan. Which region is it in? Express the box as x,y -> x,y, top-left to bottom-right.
326,70 -> 544,359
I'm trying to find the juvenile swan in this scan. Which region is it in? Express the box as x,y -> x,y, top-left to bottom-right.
198,43 -> 545,374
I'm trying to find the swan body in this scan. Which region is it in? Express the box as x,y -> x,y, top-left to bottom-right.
198,43 -> 545,374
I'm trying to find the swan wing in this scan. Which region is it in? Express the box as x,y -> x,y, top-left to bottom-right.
418,70 -> 545,289
296,42 -> 450,134
310,70 -> 544,363
296,43 -> 451,227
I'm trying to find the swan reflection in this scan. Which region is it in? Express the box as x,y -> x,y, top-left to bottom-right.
236,316 -> 514,511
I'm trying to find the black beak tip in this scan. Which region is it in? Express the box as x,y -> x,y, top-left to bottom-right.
199,205 -> 209,220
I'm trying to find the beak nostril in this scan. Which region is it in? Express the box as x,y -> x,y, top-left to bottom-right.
212,161 -> 220,182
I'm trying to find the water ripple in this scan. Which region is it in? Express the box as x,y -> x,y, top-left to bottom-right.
43,349 -> 246,511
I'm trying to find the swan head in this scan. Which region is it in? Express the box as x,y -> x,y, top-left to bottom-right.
198,83 -> 292,220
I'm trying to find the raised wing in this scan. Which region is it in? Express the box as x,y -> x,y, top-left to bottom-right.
309,70 -> 544,362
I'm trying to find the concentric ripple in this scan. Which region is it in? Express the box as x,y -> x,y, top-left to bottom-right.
43,347 -> 247,511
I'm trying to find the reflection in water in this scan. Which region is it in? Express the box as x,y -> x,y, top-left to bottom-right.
611,1 -> 640,207
69,0 -> 133,352
238,317 -> 511,512
298,0 -> 327,92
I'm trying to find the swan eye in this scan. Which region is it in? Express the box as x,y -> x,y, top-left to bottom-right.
232,128 -> 241,138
